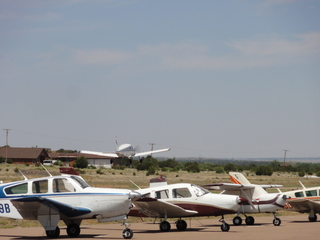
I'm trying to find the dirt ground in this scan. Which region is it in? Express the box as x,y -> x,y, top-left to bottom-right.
0,214 -> 317,240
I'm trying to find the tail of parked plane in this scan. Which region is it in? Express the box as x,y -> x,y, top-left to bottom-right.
229,172 -> 252,185
229,172 -> 268,199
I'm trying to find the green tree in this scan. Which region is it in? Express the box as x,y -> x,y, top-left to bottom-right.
256,166 -> 273,176
186,162 -> 200,173
74,156 -> 88,168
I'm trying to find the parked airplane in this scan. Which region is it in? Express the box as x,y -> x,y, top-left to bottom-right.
81,139 -> 170,159
203,172 -> 288,226
128,176 -> 247,232
0,168 -> 141,239
281,181 -> 320,222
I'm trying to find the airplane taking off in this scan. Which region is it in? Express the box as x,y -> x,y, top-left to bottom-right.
0,168 -> 141,239
281,181 -> 320,222
128,176 -> 247,232
203,172 -> 287,226
81,139 -> 170,159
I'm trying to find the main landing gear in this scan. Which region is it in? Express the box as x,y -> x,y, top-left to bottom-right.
232,213 -> 281,226
159,219 -> 187,232
45,220 -> 134,239
159,217 -> 230,232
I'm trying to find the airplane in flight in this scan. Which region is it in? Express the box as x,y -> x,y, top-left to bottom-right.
128,176 -> 248,232
281,181 -> 320,222
0,167 -> 141,239
203,172 -> 288,226
81,138 -> 170,159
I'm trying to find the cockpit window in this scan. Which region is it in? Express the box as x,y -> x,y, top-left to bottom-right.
32,180 -> 48,194
53,178 -> 75,193
5,183 -> 28,195
71,176 -> 90,189
191,184 -> 209,197
294,191 -> 304,197
172,188 -> 192,198
155,190 -> 169,199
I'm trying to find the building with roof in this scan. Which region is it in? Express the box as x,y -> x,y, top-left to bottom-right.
0,147 -> 49,164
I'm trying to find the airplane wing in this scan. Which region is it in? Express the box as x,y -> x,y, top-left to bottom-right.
133,197 -> 197,218
134,148 -> 171,158
80,150 -> 118,158
11,196 -> 91,220
287,198 -> 320,213
202,183 -> 255,191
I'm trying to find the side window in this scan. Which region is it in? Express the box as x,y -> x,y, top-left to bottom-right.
172,188 -> 192,198
155,190 -> 169,199
32,180 -> 48,194
306,190 -> 317,197
294,191 -> 305,197
5,183 -> 28,195
53,178 -> 75,193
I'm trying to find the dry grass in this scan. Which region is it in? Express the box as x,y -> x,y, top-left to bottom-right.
0,164 -> 317,228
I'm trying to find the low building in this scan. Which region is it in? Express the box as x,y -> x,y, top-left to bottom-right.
49,152 -> 115,168
0,147 -> 49,164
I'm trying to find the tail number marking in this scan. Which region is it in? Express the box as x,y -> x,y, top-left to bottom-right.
0,204 -> 10,213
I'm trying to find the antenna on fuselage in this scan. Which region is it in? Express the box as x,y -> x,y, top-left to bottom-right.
19,170 -> 28,180
40,163 -> 52,177
129,180 -> 141,190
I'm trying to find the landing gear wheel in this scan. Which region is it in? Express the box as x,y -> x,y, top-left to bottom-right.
221,223 -> 230,232
176,220 -> 187,231
67,223 -> 80,237
160,221 -> 171,232
273,217 -> 281,226
122,228 -> 133,239
233,216 -> 242,225
46,226 -> 60,238
245,216 -> 255,225
309,215 -> 317,222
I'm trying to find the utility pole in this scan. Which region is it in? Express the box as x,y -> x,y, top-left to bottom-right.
283,149 -> 289,164
149,143 -> 155,151
3,129 -> 11,163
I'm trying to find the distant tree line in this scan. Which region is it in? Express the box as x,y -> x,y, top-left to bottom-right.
73,155 -> 320,177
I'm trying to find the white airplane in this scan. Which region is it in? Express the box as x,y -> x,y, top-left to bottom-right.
0,168 -> 141,239
281,181 -> 320,222
128,176 -> 247,232
203,172 -> 288,226
81,139 -> 170,159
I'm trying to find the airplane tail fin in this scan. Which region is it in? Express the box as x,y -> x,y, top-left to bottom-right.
229,172 -> 251,185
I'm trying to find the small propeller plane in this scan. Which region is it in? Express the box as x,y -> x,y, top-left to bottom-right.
281,181 -> 320,222
128,176 -> 247,232
0,167 -> 141,239
203,172 -> 288,226
81,138 -> 170,159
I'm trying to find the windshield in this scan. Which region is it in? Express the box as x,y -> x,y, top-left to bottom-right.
191,184 -> 210,197
71,176 -> 90,189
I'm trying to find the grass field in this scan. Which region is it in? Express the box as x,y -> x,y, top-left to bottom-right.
0,164 -> 318,228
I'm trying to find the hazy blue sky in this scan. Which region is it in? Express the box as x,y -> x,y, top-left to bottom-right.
1,0 -> 319,159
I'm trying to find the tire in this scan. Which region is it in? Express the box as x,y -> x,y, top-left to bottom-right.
160,221 -> 171,232
176,220 -> 187,231
273,218 -> 281,226
122,228 -> 133,239
46,226 -> 60,238
245,216 -> 255,225
309,215 -> 317,222
221,223 -> 230,232
233,216 -> 242,225
67,223 -> 80,238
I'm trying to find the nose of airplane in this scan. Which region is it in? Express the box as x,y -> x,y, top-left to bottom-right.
129,191 -> 141,200
237,196 -> 249,204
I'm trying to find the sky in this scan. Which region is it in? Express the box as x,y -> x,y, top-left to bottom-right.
1,0 -> 319,160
